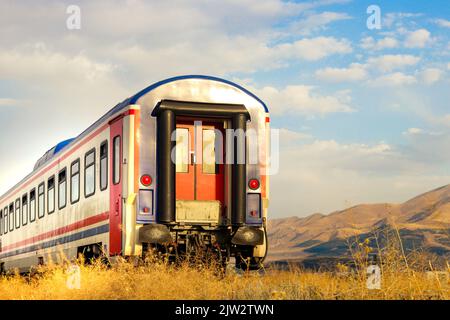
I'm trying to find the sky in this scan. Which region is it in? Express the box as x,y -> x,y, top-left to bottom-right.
0,0 -> 449,218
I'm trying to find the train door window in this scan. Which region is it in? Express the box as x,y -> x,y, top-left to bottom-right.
85,149 -> 96,198
38,183 -> 45,219
202,129 -> 220,174
71,159 -> 80,204
3,207 -> 7,234
30,189 -> 36,222
48,176 -> 55,214
58,168 -> 67,210
175,128 -> 189,173
9,203 -> 14,232
100,141 -> 108,191
0,210 -> 3,236
15,199 -> 20,229
22,194 -> 28,226
113,136 -> 121,184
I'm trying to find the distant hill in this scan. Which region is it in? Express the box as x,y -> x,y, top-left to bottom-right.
267,184 -> 450,262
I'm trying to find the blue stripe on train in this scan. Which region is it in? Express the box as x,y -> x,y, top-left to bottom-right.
0,224 -> 109,259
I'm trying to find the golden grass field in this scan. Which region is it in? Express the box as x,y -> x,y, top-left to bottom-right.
0,226 -> 448,300
0,247 -> 448,300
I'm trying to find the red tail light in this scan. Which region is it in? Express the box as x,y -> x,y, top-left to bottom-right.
248,179 -> 260,190
140,175 -> 152,186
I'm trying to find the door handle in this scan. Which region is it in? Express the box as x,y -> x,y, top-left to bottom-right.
190,151 -> 196,165
115,197 -> 120,216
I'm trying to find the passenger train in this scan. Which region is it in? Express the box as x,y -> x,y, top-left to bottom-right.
0,75 -> 270,272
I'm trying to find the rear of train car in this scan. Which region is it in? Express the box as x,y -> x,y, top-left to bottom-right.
0,75 -> 270,273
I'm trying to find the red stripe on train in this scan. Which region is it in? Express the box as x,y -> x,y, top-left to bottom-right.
1,212 -> 109,253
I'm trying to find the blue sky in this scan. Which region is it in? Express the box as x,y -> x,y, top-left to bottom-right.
0,0 -> 449,218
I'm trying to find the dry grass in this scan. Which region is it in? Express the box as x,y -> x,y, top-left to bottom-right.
0,252 -> 448,300
0,225 -> 448,300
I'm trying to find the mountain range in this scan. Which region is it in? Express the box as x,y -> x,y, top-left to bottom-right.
267,184 -> 450,262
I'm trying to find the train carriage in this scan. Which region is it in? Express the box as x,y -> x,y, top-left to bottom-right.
0,75 -> 270,273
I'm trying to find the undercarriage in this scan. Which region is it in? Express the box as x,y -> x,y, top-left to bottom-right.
139,224 -> 267,270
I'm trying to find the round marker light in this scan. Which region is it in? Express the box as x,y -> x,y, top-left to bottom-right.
248,179 -> 260,190
140,175 -> 152,186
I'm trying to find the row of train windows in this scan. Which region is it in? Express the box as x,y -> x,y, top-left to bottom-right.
0,137 -> 121,235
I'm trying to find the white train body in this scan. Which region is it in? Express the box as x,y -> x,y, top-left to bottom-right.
0,76 -> 270,272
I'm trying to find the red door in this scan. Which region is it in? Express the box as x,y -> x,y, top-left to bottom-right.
175,120 -> 224,203
110,118 -> 123,255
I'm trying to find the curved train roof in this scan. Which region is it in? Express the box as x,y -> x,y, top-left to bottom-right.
127,75 -> 268,111
33,138 -> 75,171
1,75 -> 268,200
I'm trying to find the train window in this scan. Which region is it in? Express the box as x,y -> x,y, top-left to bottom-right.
202,129 -> 219,174
100,141 -> 108,191
58,168 -> 67,210
0,210 -> 3,236
3,207 -> 8,234
48,176 -> 55,214
85,149 -> 96,198
15,199 -> 20,229
30,189 -> 36,222
175,128 -> 189,173
22,194 -> 28,226
9,203 -> 14,232
38,183 -> 45,219
113,136 -> 121,184
71,159 -> 80,204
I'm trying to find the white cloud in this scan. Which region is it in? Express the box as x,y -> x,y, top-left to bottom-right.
0,1 -> 354,84
277,36 -> 352,61
367,54 -> 420,72
437,115 -> 450,128
112,35 -> 353,80
419,68 -> 443,85
403,127 -> 424,135
400,130 -> 450,163
360,37 -> 375,49
289,11 -> 352,35
404,29 -> 432,48
278,128 -> 313,143
316,56 -> 444,87
315,63 -> 367,82
298,140 -> 393,159
0,1 -> 304,44
383,12 -> 423,28
0,98 -> 20,107
378,37 -> 400,49
253,84 -> 355,116
434,18 -> 450,28
0,43 -> 117,86
360,36 -> 399,50
0,44 -> 130,133
369,72 -> 417,87
0,45 -> 131,159
114,38 -> 283,77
